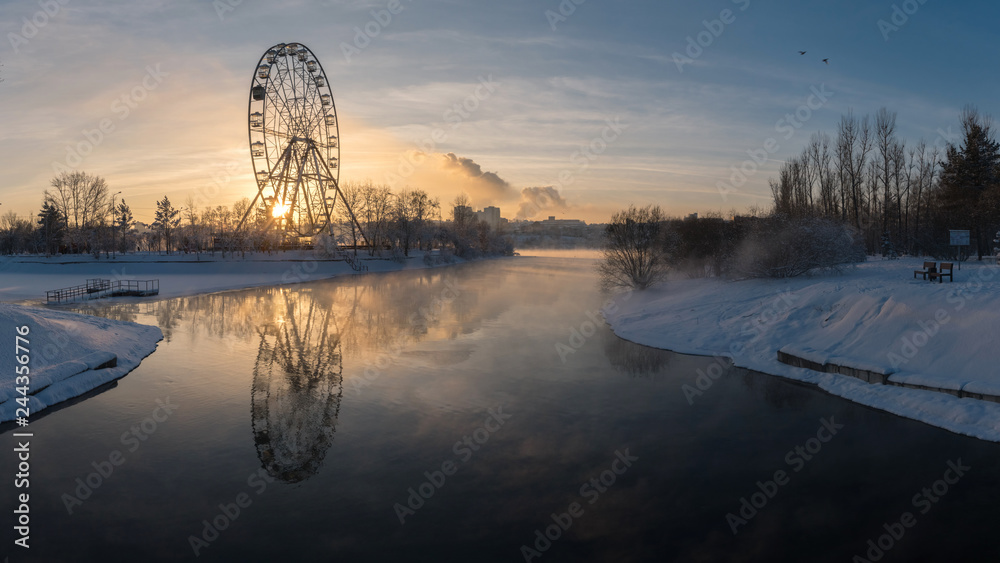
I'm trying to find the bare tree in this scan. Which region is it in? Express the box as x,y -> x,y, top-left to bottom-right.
337,181 -> 366,253
45,171 -> 110,230
835,111 -> 873,231
874,107 -> 900,237
598,204 -> 673,291
360,182 -> 392,255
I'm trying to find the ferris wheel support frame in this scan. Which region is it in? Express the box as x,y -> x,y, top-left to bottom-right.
237,42 -> 365,246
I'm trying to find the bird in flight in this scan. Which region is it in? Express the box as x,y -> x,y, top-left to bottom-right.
798,51 -> 806,55
822,58 -> 829,64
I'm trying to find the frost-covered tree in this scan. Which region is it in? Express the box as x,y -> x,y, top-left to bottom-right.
45,171 -> 109,230
598,205 -> 673,291
734,216 -> 865,278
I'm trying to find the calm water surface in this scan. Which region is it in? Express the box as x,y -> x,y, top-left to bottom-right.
3,254 -> 999,562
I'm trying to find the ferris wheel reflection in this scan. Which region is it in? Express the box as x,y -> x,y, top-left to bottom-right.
250,289 -> 349,483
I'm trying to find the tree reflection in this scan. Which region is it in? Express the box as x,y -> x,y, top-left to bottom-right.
60,268 -> 506,483
602,330 -> 675,379
739,368 -> 812,410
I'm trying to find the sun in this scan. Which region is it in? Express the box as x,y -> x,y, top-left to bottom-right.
272,202 -> 291,218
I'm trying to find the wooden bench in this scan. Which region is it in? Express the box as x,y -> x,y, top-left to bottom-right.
914,261 -> 936,280
928,262 -> 953,283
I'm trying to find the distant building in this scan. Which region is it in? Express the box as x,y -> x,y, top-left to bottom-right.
474,206 -> 501,230
539,216 -> 586,229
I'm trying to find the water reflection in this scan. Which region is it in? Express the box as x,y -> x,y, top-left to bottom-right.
19,256 -> 1000,562
739,367 -> 813,410
601,328 -> 677,378
60,268 -> 516,484
251,290 -> 345,483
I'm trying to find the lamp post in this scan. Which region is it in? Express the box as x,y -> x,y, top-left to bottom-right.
111,191 -> 122,259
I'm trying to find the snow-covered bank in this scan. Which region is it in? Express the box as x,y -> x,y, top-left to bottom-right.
603,257 -> 1000,442
0,252 -> 449,303
0,251 -> 484,421
0,303 -> 163,422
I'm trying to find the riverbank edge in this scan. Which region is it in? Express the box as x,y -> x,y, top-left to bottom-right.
2,254 -> 509,424
601,322 -> 1000,443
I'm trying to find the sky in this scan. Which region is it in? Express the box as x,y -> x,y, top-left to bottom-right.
1,0 -> 998,224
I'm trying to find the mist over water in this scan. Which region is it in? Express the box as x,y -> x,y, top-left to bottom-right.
3,253 -> 999,562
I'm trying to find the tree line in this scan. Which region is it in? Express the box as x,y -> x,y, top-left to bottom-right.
599,105 -> 1000,290
769,105 -> 1000,258
1,173 -> 514,260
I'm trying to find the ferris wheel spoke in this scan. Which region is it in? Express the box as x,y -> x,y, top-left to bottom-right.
240,42 -> 360,243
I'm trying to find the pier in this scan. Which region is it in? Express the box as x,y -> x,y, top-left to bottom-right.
46,279 -> 160,303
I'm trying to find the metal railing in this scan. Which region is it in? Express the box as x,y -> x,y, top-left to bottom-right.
46,279 -> 159,303
343,253 -> 367,272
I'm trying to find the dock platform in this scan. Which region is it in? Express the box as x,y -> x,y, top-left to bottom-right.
46,279 -> 160,303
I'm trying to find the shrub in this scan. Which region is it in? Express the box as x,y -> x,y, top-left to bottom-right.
733,216 -> 865,278
597,205 -> 674,290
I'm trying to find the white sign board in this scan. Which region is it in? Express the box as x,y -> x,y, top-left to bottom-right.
950,230 -> 971,246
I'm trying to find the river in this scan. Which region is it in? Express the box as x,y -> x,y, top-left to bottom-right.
3,252 -> 998,562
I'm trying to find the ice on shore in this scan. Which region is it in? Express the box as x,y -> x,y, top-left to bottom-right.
0,303 -> 162,422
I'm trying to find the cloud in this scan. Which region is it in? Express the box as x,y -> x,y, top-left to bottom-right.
516,186 -> 569,220
440,152 -> 514,202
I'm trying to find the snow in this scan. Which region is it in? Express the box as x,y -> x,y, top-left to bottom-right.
0,303 -> 163,422
0,251 -> 446,304
603,257 -> 1000,441
0,251 -> 462,421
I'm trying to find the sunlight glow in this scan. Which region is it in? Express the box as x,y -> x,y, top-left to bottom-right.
272,202 -> 291,218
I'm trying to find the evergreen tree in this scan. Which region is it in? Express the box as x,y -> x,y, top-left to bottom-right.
37,200 -> 64,255
116,199 -> 135,253
937,106 -> 1000,258
153,196 -> 181,253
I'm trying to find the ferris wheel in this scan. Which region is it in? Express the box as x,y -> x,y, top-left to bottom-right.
238,42 -> 362,241
251,289 -> 344,483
